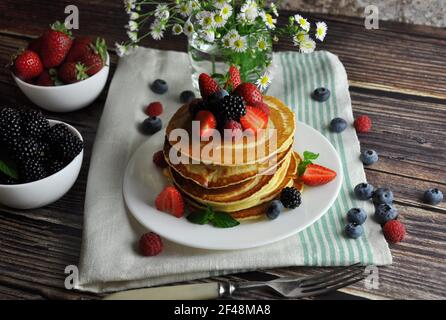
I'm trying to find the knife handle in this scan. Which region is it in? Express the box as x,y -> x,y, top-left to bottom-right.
103,282 -> 221,300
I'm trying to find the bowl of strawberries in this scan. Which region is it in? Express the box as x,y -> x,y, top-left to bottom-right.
11,21 -> 109,113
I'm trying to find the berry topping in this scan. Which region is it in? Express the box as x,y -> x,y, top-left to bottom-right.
252,101 -> 270,117
139,232 -> 163,256
198,73 -> 220,99
354,115 -> 372,133
360,149 -> 378,165
223,120 -> 243,139
345,223 -> 364,239
225,65 -> 241,91
40,21 -> 73,68
180,90 -> 196,104
194,110 -> 217,138
280,187 -> 302,209
354,183 -> 375,200
153,150 -> 168,168
372,188 -> 394,205
209,89 -> 229,102
312,87 -> 331,102
267,200 -> 283,220
240,105 -> 268,134
145,102 -> 163,117
374,203 -> 398,224
13,50 -> 44,81
21,109 -> 50,140
234,82 -> 263,105
142,117 -> 162,135
301,164 -> 337,186
423,188 -> 443,205
219,95 -> 246,122
155,186 -> 185,218
347,208 -> 367,225
329,117 -> 347,133
383,220 -> 406,243
150,79 -> 168,94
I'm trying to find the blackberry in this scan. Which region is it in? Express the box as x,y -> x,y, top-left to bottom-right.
0,171 -> 17,185
46,123 -> 73,145
219,95 -> 246,121
280,187 -> 302,209
19,158 -> 47,183
46,123 -> 83,161
21,109 -> 50,139
10,137 -> 42,164
46,159 -> 66,175
0,107 -> 22,144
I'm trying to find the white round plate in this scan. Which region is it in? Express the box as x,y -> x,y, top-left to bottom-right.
123,121 -> 343,250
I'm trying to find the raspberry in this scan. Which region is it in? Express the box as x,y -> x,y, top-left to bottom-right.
153,150 -> 168,168
383,220 -> 406,243
145,102 -> 163,117
139,232 -> 163,256
354,115 -> 372,133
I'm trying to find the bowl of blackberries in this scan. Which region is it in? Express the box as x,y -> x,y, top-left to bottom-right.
0,107 -> 84,209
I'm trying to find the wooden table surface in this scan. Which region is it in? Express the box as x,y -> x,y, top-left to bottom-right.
0,1 -> 445,300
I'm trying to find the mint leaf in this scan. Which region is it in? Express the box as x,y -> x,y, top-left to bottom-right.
211,212 -> 240,228
0,160 -> 18,179
298,151 -> 319,176
187,206 -> 214,225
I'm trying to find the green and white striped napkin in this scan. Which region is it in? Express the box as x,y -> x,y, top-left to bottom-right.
77,48 -> 391,293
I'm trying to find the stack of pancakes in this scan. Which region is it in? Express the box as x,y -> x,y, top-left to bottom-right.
163,96 -> 302,220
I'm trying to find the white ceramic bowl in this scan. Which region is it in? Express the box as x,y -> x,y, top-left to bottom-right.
12,54 -> 110,113
0,120 -> 83,209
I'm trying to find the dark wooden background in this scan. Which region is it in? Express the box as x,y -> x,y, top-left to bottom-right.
0,0 -> 445,300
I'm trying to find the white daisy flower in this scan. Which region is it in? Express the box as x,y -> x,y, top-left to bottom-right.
256,37 -> 269,51
172,24 -> 183,35
129,11 -> 139,20
270,3 -> 278,17
190,1 -> 200,11
315,21 -> 327,41
240,0 -> 258,23
155,4 -> 170,20
299,35 -> 316,53
256,72 -> 272,91
226,29 -> 239,40
150,20 -> 165,40
231,36 -> 247,53
124,0 -> 136,14
294,14 -> 310,32
198,11 -> 215,29
126,20 -> 138,32
213,12 -> 227,28
292,31 -> 306,46
220,3 -> 233,19
115,42 -> 128,57
213,0 -> 227,9
200,29 -> 215,43
260,11 -> 276,30
183,20 -> 195,36
127,30 -> 138,42
177,2 -> 192,17
222,36 -> 232,49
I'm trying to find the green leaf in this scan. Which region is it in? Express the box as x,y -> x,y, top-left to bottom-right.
298,151 -> 320,176
187,206 -> 214,225
0,160 -> 18,179
211,212 -> 240,229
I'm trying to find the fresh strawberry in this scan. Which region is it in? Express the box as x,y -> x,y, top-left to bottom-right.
301,164 -> 337,186
80,52 -> 103,76
40,21 -> 73,68
234,82 -> 263,105
58,62 -> 88,84
36,70 -> 54,86
240,105 -> 268,134
65,36 -> 93,62
194,110 -> 217,138
198,73 -> 220,99
155,186 -> 185,218
28,37 -> 43,54
225,65 -> 241,91
13,50 -> 43,80
252,101 -> 270,116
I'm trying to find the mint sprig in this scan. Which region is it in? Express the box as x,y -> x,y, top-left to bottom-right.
187,206 -> 240,228
0,160 -> 18,179
298,151 -> 319,176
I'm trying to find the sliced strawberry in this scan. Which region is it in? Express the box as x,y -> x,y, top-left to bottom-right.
234,82 -> 263,105
301,164 -> 337,186
155,186 -> 185,218
240,105 -> 268,134
198,73 -> 220,99
225,65 -> 241,91
252,101 -> 270,116
194,110 -> 217,138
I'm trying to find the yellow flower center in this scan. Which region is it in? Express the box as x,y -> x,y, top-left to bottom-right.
261,76 -> 269,86
214,15 -> 223,24
266,14 -> 273,25
234,39 -> 243,48
203,17 -> 212,26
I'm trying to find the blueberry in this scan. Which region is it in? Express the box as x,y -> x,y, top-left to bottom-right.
345,223 -> 364,239
423,188 -> 443,205
266,200 -> 284,220
373,187 -> 394,205
180,90 -> 196,104
141,117 -> 162,135
354,183 -> 374,200
329,117 -> 347,133
209,89 -> 229,102
347,208 -> 367,225
374,203 -> 398,224
360,149 -> 378,165
312,87 -> 330,102
150,79 -> 168,94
